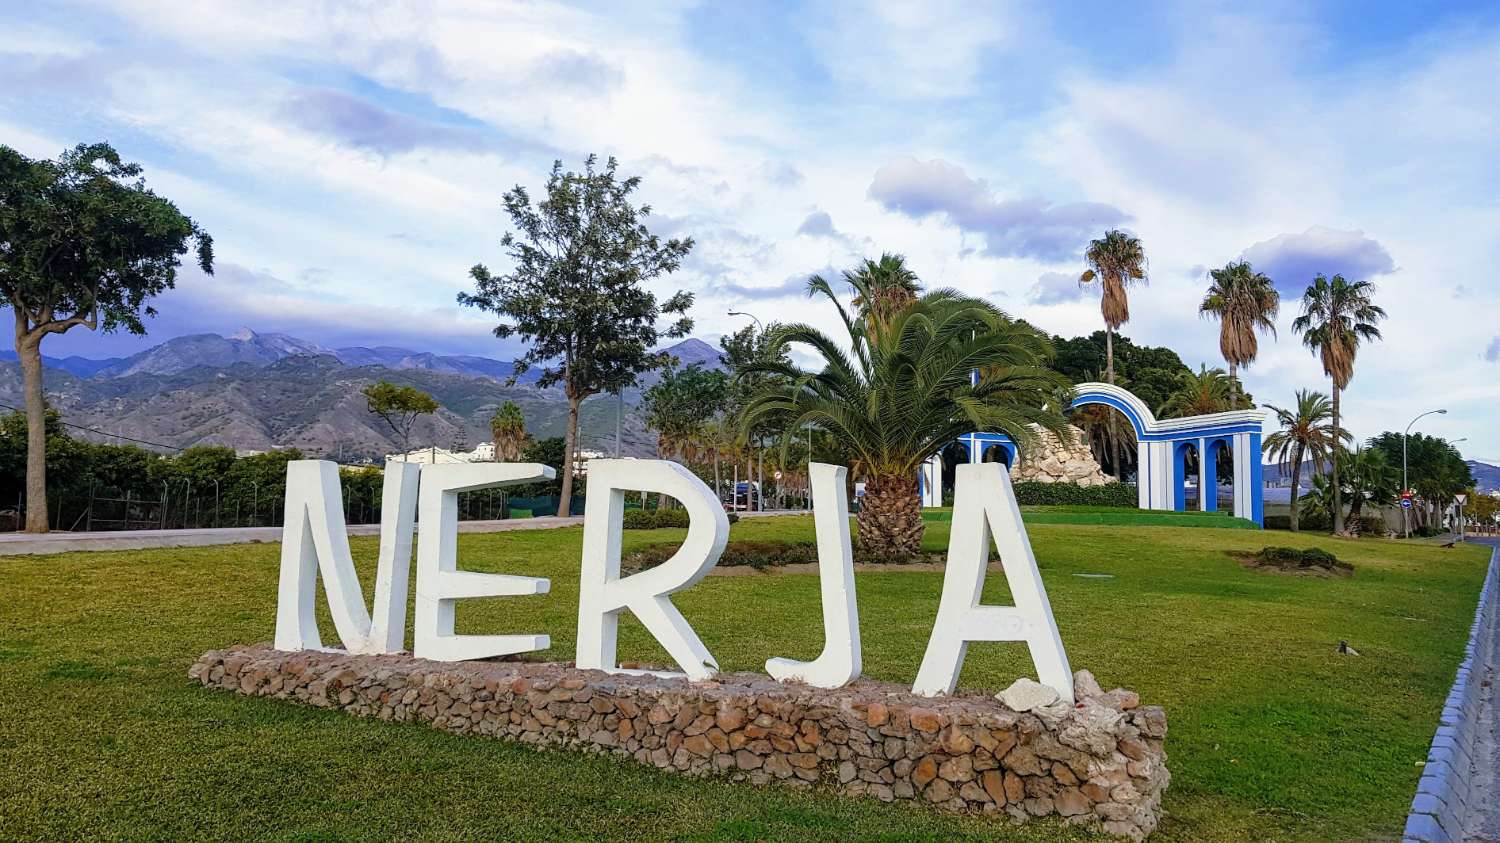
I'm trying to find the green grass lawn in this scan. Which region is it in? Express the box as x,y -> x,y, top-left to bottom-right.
0,519 -> 1488,842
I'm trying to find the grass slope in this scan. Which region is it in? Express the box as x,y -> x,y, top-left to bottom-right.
0,521 -> 1487,842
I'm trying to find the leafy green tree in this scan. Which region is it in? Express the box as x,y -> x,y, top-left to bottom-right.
460,155 -> 694,518
1292,274 -> 1386,534
1262,389 -> 1345,531
1,143 -> 212,531
1368,431 -> 1472,530
1200,261 -> 1279,407
489,401 -> 528,461
1158,364 -> 1234,418
362,380 -> 439,457
642,364 -> 728,462
740,277 -> 1068,559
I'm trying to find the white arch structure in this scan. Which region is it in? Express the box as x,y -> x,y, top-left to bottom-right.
921,382 -> 1266,524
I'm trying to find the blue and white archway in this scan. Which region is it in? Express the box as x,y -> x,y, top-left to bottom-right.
920,382 -> 1265,524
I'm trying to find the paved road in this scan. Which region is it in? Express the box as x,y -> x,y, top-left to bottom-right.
1465,538 -> 1500,842
0,509 -> 808,556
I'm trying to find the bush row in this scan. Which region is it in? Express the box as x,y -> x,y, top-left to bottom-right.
1264,513 -> 1388,535
1010,481 -> 1137,507
621,508 -> 738,530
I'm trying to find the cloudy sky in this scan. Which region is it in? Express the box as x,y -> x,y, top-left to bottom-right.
3,1 -> 1499,458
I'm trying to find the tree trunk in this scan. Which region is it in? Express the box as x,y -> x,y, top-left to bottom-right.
1228,362 -> 1239,408
1288,442 -> 1304,532
856,473 -> 924,560
559,394 -> 582,518
1331,385 -> 1344,535
713,451 -> 721,504
1105,328 -> 1114,384
17,334 -> 49,533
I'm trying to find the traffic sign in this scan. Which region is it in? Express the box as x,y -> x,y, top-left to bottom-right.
1400,498 -> 1413,510
1456,493 -> 1468,505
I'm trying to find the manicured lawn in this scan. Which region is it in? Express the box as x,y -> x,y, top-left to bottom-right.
0,519 -> 1488,842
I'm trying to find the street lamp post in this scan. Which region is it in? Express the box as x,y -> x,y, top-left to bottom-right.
1403,408 -> 1447,539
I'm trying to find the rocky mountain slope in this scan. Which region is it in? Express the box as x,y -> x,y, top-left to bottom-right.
0,330 -> 725,461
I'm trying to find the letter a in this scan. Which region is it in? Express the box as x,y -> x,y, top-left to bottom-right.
413,462 -> 555,662
766,463 -> 861,688
912,462 -> 1073,702
274,460 -> 420,654
576,459 -> 728,679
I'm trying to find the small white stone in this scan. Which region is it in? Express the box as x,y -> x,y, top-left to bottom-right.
995,677 -> 1060,712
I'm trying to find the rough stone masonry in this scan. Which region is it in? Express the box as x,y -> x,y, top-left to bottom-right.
191,646 -> 1169,840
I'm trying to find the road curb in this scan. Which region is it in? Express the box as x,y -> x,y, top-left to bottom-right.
1403,545 -> 1498,843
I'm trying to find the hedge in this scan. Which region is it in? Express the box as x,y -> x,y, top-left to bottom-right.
1010,481 -> 1137,507
622,509 -> 739,530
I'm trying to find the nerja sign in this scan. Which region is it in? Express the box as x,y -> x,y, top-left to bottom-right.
274,458 -> 1075,702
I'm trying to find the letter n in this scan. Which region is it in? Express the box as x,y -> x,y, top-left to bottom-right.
274,460 -> 419,654
912,462 -> 1074,702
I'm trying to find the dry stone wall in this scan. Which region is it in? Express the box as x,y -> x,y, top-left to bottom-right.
1011,425 -> 1112,486
191,645 -> 1169,839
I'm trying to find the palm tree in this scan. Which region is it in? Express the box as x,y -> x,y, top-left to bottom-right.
817,253 -> 921,340
489,401 -> 528,461
1078,230 -> 1148,385
1079,230 -> 1147,479
1341,445 -> 1397,527
740,278 -> 1069,559
1200,261 -> 1279,407
1262,389 -> 1345,531
1158,364 -> 1234,418
1292,274 -> 1386,534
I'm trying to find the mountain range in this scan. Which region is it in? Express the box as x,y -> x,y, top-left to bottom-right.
0,329 -> 725,461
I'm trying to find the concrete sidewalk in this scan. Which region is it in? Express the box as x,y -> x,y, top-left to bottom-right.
0,509 -> 808,556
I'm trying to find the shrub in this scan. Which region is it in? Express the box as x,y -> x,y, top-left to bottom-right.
623,540 -> 819,573
1355,515 -> 1388,536
1264,515 -> 1291,531
621,509 -> 657,530
1252,545 -> 1350,572
1011,481 -> 1136,508
1299,509 -> 1332,532
654,508 -> 689,528
726,513 -> 740,524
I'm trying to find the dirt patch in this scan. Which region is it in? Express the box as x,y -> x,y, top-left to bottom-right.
1230,548 -> 1354,578
704,560 -> 1005,576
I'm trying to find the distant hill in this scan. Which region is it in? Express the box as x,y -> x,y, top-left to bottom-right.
1467,460 -> 1500,494
0,329 -> 721,460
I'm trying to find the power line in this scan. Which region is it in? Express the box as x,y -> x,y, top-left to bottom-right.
0,401 -> 183,452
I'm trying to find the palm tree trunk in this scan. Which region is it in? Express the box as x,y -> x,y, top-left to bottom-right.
559,394 -> 582,518
1288,442 -> 1304,532
713,450 -> 721,503
1228,362 -> 1239,408
1105,328 -> 1115,384
17,332 -> 49,533
857,473 -> 924,560
1331,385 -> 1344,534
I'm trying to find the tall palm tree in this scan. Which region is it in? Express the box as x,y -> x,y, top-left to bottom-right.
740,279 -> 1070,559
489,401 -> 528,461
1262,389 -> 1345,531
1079,230 -> 1147,480
1158,364 -> 1234,418
1200,261 -> 1279,407
1078,230 -> 1148,385
1292,274 -> 1386,534
817,252 -> 921,340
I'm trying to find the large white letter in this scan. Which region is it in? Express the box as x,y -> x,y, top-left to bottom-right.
413,462 -> 555,662
765,463 -> 861,688
912,462 -> 1073,702
274,460 -> 420,654
576,459 -> 728,680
